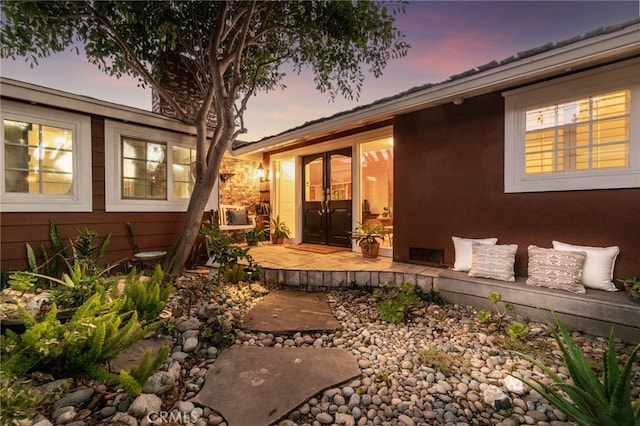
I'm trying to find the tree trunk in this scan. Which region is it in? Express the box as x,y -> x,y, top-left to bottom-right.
164,124 -> 226,276
164,166 -> 218,276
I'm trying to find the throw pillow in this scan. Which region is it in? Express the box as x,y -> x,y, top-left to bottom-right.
226,209 -> 249,226
469,243 -> 518,282
552,241 -> 619,291
452,236 -> 498,272
526,245 -> 587,294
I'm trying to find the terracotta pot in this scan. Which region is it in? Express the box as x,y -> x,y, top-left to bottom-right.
272,236 -> 284,244
360,241 -> 380,258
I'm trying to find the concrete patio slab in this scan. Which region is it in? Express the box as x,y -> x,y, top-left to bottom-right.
190,346 -> 360,426
242,290 -> 341,333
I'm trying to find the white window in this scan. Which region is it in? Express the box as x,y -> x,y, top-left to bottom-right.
0,101 -> 92,212
504,59 -> 640,192
105,120 -> 216,212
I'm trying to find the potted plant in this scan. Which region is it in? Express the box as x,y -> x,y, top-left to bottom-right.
241,226 -> 267,246
253,201 -> 271,231
270,215 -> 291,244
617,276 -> 640,303
253,201 -> 271,216
350,222 -> 386,258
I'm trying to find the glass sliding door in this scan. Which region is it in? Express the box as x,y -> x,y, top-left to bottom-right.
360,138 -> 394,248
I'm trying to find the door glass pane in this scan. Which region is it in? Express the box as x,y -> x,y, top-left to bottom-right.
304,157 -> 323,201
276,158 -> 296,239
330,154 -> 351,201
361,138 -> 394,247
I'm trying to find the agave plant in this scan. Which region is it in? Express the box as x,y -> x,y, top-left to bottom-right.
512,312 -> 640,426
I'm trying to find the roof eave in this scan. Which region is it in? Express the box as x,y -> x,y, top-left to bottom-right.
233,22 -> 640,156
0,78 -> 198,135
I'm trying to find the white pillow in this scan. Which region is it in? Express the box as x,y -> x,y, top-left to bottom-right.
552,241 -> 619,291
452,236 -> 498,272
469,243 -> 518,282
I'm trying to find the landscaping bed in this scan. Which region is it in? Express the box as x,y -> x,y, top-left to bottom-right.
7,271 -> 639,426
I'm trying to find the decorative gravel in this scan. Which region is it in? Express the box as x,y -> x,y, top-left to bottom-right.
30,272 -> 640,426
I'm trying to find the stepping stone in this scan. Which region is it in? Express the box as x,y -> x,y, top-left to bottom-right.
242,290 -> 341,333
190,346 -> 360,426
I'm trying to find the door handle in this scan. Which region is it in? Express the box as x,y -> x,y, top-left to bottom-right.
323,188 -> 331,212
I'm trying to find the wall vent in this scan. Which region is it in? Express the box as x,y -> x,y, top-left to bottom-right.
409,247 -> 445,266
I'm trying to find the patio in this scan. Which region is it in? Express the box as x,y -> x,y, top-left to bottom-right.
244,243 -> 445,290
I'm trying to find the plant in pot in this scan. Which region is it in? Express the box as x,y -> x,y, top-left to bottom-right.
270,215 -> 291,244
253,201 -> 271,216
617,276 -> 640,303
241,226 -> 267,246
350,222 -> 386,258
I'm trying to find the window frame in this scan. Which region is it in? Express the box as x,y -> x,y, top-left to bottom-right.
503,59 -> 640,193
0,101 -> 92,212
105,120 -> 216,212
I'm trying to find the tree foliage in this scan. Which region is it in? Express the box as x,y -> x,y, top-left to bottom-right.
2,1 -> 409,274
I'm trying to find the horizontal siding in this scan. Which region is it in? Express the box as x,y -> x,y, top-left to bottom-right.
1,115 -> 209,273
0,211 -> 194,271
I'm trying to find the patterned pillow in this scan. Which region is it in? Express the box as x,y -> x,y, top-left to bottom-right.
469,243 -> 518,282
452,236 -> 498,272
526,246 -> 587,294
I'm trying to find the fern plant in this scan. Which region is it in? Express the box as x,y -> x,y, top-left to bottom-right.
0,372 -> 43,426
116,265 -> 172,322
512,313 -> 640,426
1,291 -> 158,378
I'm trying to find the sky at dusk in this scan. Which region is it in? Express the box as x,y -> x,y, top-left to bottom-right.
1,1 -> 638,142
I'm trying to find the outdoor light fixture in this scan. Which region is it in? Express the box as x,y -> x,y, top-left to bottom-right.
256,163 -> 270,182
453,96 -> 464,105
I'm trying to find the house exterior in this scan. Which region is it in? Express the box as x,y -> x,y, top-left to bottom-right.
0,80 -> 240,271
233,19 -> 640,279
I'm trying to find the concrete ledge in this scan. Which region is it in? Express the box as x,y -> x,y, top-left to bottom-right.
436,270 -> 640,343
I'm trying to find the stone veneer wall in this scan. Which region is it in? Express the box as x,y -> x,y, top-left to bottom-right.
219,157 -> 260,210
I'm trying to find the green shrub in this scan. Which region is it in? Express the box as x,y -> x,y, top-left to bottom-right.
512,313 -> 640,426
419,289 -> 446,306
0,372 -> 43,425
505,320 -> 529,340
200,219 -> 261,284
116,265 -> 172,322
11,226 -> 120,310
476,291 -> 513,329
1,291 -> 158,379
372,282 -> 421,324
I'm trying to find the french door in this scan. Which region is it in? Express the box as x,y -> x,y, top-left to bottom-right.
302,148 -> 352,246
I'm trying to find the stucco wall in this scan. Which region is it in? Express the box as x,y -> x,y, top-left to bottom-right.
393,92 -> 640,279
